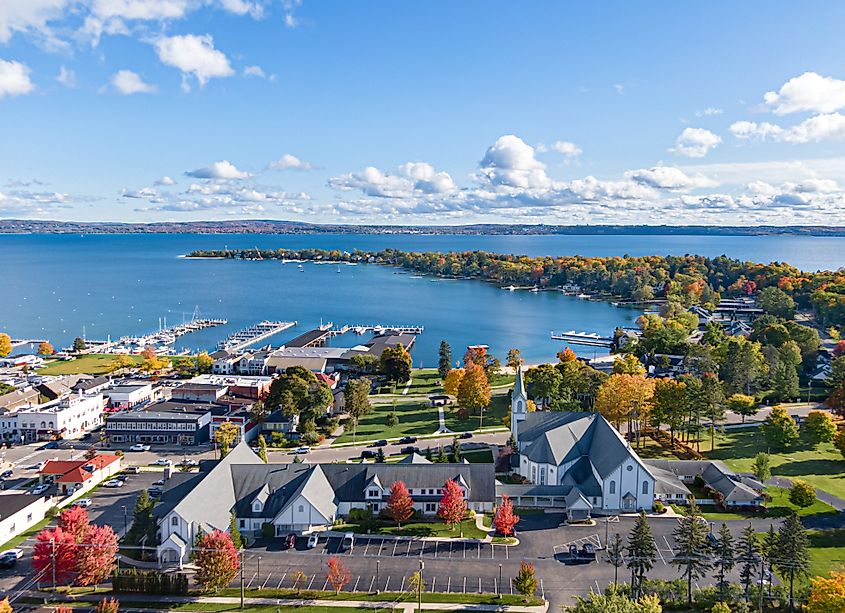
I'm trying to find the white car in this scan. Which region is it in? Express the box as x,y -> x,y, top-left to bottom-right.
295,447 -> 309,454
129,444 -> 151,452
30,484 -> 50,495
307,534 -> 319,549
1,548 -> 23,560
73,498 -> 93,508
103,479 -> 124,488
180,458 -> 198,467
152,458 -> 172,467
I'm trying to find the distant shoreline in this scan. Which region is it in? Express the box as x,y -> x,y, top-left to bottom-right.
4,219 -> 845,237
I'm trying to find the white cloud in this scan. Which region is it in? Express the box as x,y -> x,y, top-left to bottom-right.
56,65 -> 76,87
126,179 -> 311,213
0,0 -> 68,44
696,107 -> 723,117
477,135 -> 551,189
218,0 -> 264,18
729,120 -> 784,141
243,65 -> 266,78
268,154 -> 313,171
111,69 -> 156,94
730,113 -> 845,144
613,84 -> 624,94
154,34 -> 234,87
0,59 -> 35,99
764,72 -> 845,115
536,140 -> 582,159
329,161 -> 456,198
154,175 -> 176,186
625,166 -> 716,190
185,160 -> 251,180
399,162 -> 457,194
284,13 -> 297,28
672,127 -> 721,158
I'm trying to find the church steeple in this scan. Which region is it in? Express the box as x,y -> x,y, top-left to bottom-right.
511,362 -> 528,444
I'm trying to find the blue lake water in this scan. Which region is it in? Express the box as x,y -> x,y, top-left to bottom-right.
2,233 -> 844,365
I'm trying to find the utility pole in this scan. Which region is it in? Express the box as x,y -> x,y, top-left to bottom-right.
418,561 -> 424,613
758,556 -> 765,613
50,537 -> 56,591
240,549 -> 245,609
376,559 -> 380,592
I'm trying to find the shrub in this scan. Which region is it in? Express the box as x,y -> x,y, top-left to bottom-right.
789,479 -> 816,508
653,500 -> 665,514
386,412 -> 399,427
112,569 -> 189,595
261,523 -> 275,540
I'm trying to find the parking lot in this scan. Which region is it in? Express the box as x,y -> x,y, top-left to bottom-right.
314,535 -> 512,560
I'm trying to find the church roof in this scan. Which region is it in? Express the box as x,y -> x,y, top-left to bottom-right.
514,363 -> 527,399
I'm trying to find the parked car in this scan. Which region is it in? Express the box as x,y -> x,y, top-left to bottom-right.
124,466 -> 141,474
373,440 -> 388,447
401,446 -> 420,455
360,450 -> 376,459
459,432 -> 473,439
1,549 -> 24,560
41,441 -> 59,450
568,544 -> 578,559
399,436 -> 417,444
341,532 -> 354,552
284,533 -> 296,549
579,543 -> 596,562
0,553 -> 17,570
129,443 -> 150,452
103,479 -> 124,488
30,484 -> 50,495
147,487 -> 163,498
307,534 -> 319,549
152,458 -> 172,467
73,498 -> 93,508
180,458 -> 198,467
294,447 -> 309,454
152,479 -> 166,486
116,474 -> 128,482
0,470 -> 12,479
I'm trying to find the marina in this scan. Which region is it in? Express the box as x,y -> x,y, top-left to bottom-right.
550,330 -> 615,348
217,320 -> 297,352
74,318 -> 228,355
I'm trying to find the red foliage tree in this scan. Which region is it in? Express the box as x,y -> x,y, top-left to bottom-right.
437,479 -> 467,530
493,494 -> 520,536
32,527 -> 77,586
834,340 -> 845,358
385,480 -> 415,527
193,530 -> 240,591
76,525 -> 118,587
59,505 -> 90,543
326,556 -> 351,594
94,598 -> 120,613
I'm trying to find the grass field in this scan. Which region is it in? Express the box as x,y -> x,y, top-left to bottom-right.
705,428 -> 845,500
335,517 -> 487,539
444,392 -> 509,432
37,354 -> 144,375
688,487 -> 839,521
333,398 -> 440,444
807,529 -> 845,577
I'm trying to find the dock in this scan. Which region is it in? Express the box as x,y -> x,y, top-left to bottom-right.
10,338 -> 48,349
282,323 -> 333,348
347,324 -> 425,335
218,321 -> 296,352
550,330 -> 614,348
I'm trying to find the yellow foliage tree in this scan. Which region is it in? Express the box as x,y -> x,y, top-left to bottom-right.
594,374 -> 655,430
807,570 -> 845,613
443,368 -> 464,396
214,422 -> 240,458
37,341 -> 55,356
0,333 -> 11,358
457,361 -> 491,414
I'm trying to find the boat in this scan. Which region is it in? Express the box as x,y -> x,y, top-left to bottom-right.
576,293 -> 591,299
530,287 -> 540,293
337,265 -> 341,273
504,285 -> 516,291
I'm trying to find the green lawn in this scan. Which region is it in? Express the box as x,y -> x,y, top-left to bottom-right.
692,487 -> 838,521
705,428 -> 845,500
460,448 -> 494,463
807,529 -> 845,577
334,398 -> 441,444
335,517 -> 487,539
489,373 -> 516,388
37,353 -> 143,375
444,392 -> 510,433
404,368 -> 444,395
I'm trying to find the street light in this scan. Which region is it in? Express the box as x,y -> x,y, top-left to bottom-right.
257,556 -> 262,586
418,561 -> 424,613
498,563 -> 502,597
122,505 -> 128,537
376,559 -> 380,593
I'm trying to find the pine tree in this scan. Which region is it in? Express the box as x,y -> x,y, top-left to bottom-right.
761,524 -> 778,600
605,532 -> 624,588
436,445 -> 447,463
626,511 -> 657,599
775,513 -> 810,611
257,434 -> 269,463
450,436 -> 461,462
712,523 -> 735,603
229,512 -> 243,550
737,523 -> 760,603
671,500 -> 712,605
425,446 -> 433,461
438,340 -> 452,379
375,447 -> 386,463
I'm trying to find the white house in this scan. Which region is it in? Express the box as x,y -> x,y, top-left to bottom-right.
15,393 -> 104,442
106,382 -> 153,409
0,494 -> 54,544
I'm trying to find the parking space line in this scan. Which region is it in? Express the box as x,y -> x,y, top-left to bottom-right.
448,540 -> 453,558
663,535 -> 675,556
434,541 -> 438,558
384,576 -> 390,591
540,579 -> 544,599
400,576 -> 406,591
447,576 -> 451,592
246,572 -> 256,588
478,577 -> 481,593
431,577 -> 435,592
406,540 -> 412,557
505,544 -> 509,559
477,542 -> 480,559
463,576 -> 466,593
262,573 -> 271,589
653,538 -> 666,565
490,544 -> 494,559
368,576 -> 375,592
353,576 -> 360,591
364,539 -> 371,556
278,572 -> 286,589
322,578 -> 328,591
463,543 -> 466,558
307,574 -> 316,590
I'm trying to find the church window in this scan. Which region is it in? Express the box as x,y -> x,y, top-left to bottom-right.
531,465 -> 537,482
642,481 -> 649,495
609,480 -> 616,494
539,468 -> 546,485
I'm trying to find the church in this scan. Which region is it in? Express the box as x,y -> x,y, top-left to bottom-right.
508,365 -> 656,513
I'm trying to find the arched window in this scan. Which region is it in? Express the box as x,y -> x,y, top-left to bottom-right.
642,481 -> 649,494
515,400 -> 523,413
609,480 -> 616,494
298,505 -> 304,513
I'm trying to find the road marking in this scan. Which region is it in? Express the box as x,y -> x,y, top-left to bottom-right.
364,539 -> 371,556
246,572 -> 256,588
448,541 -> 453,558
463,576 -> 466,593
322,578 -> 328,591
307,574 -> 316,590
402,379 -> 412,395
384,576 -> 390,591
434,541 -> 438,558
368,576 -> 375,592
393,540 -> 399,556
663,535 -> 675,556
431,577 -> 436,592
477,542 -> 481,558
540,579 -> 545,599
262,573 -> 271,589
447,576 -> 451,593
505,544 -> 509,559
353,576 -> 360,591
490,544 -> 495,559
478,577 -> 481,593
653,538 -> 666,565
406,540 -> 412,557
277,573 -> 286,589
400,576 -> 406,591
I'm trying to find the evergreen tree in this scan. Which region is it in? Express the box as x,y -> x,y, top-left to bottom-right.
775,513 -> 810,611
626,511 -> 657,599
737,523 -> 760,603
375,447 -> 386,463
712,523 -> 735,603
438,340 -> 452,379
761,524 -> 778,600
605,532 -> 624,588
257,434 -> 269,463
229,513 -> 243,550
425,446 -> 432,461
450,436 -> 461,462
671,500 -> 712,605
436,445 -> 447,463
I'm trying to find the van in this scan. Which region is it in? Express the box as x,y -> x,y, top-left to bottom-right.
124,466 -> 141,474
341,532 -> 354,552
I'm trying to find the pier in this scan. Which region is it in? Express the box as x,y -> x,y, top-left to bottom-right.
81,317 -> 228,354
218,320 -> 296,352
347,324 -> 425,335
550,330 -> 614,348
10,338 -> 48,349
282,323 -> 333,348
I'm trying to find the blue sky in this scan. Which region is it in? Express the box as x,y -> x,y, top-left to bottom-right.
2,1 -> 845,225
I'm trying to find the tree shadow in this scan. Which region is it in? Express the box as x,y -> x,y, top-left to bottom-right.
774,459 -> 845,478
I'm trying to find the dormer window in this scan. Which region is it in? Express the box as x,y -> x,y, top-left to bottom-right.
368,489 -> 380,498
253,501 -> 263,513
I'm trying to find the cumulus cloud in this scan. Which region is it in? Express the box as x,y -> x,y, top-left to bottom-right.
268,154 -> 313,171
185,160 -> 250,180
154,175 -> 176,186
536,140 -> 582,159
0,0 -> 68,45
154,34 -> 233,88
0,185 -> 98,215
730,113 -> 845,144
243,65 -> 266,78
56,65 -> 76,87
672,127 -> 721,158
329,162 -> 456,198
477,135 -> 552,189
111,69 -> 156,94
126,179 -> 311,213
0,59 -> 35,99
625,166 -> 717,190
696,107 -> 723,117
764,72 -> 845,115
729,120 -> 784,141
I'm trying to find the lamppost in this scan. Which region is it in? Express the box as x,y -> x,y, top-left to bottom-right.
417,561 -> 424,613
122,505 -> 128,537
257,556 -> 262,586
807,380 -> 813,404
498,563 -> 502,597
376,559 -> 380,592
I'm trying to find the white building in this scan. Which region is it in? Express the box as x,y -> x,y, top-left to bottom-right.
0,494 -> 54,544
15,393 -> 104,442
106,382 -> 153,409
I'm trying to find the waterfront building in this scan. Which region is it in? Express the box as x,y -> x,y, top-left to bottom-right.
105,402 -> 213,445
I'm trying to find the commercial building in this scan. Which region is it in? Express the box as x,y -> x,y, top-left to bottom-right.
39,454 -> 122,496
15,393 -> 104,442
105,402 -> 213,446
106,382 -> 153,409
190,374 -> 272,400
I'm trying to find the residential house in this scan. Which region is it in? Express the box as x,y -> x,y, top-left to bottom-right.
644,459 -> 765,508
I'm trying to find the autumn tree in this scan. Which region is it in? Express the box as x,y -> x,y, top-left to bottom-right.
76,525 -> 118,587
195,351 -> 213,373
0,597 -> 10,613
33,526 -> 78,586
326,556 -> 351,594
94,598 -> 120,613
385,481 -> 414,527
108,354 -> 134,373
512,561 -> 537,602
457,360 -> 491,416
805,410 -> 837,445
437,479 -> 467,530
506,348 -> 522,369
214,421 -> 240,458
344,378 -> 372,422
613,354 -> 646,375
59,505 -> 90,543
38,341 -> 55,356
380,345 -> 412,383
807,570 -> 845,613
651,378 -> 687,442
789,479 -> 817,507
443,368 -> 464,396
594,374 -> 655,441
194,530 -> 240,591
0,333 -> 11,357
726,393 -> 758,423
257,434 -> 269,463
761,405 -> 800,449
493,494 -> 520,536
